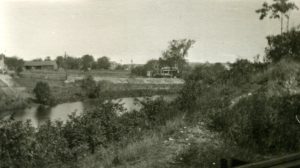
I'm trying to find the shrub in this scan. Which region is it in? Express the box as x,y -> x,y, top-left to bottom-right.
178,63 -> 228,113
225,93 -> 300,153
265,28 -> 300,62
35,120 -> 74,167
0,120 -> 37,168
33,81 -> 53,105
63,101 -> 123,155
118,110 -> 148,141
140,97 -> 176,128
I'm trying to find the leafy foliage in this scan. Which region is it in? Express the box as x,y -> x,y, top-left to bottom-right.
4,56 -> 24,73
81,54 -> 94,71
56,55 -> 113,70
34,121 -> 73,167
256,0 -> 298,33
159,39 -> 195,76
0,101 -> 126,167
140,97 -> 173,127
96,56 -> 111,70
265,29 -> 300,62
0,121 -> 37,168
178,63 -> 229,113
177,56 -> 300,154
224,93 -> 300,153
33,81 -> 53,105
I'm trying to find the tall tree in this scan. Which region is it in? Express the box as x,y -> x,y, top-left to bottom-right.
4,56 -> 24,73
81,55 -> 94,71
96,56 -> 111,70
65,56 -> 80,69
256,0 -> 298,34
159,39 -> 195,74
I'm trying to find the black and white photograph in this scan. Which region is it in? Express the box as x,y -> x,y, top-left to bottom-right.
1,0 -> 300,167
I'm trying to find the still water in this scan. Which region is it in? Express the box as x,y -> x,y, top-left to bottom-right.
4,95 -> 177,128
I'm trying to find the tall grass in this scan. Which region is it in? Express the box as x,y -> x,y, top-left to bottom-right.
80,117 -> 186,168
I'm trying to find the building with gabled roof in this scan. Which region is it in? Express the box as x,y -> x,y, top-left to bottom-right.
24,60 -> 58,70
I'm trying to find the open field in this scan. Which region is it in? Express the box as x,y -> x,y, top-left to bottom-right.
67,69 -> 131,78
20,69 -> 131,81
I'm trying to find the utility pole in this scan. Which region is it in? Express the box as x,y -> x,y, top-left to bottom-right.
64,51 -> 68,80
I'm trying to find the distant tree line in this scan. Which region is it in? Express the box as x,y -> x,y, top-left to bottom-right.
55,55 -> 114,71
2,54 -> 128,73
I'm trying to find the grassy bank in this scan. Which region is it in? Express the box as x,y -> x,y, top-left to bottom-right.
0,95 -> 28,118
14,77 -> 183,104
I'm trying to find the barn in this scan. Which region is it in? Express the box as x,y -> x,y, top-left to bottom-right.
24,61 -> 58,70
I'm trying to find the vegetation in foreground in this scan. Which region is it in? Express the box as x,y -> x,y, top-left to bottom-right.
4,55 -> 300,168
80,25 -> 300,167
2,1 -> 300,167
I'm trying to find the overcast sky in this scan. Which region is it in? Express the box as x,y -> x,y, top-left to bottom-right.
1,0 -> 300,64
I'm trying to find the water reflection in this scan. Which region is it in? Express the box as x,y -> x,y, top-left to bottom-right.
9,102 -> 84,128
3,95 -> 177,128
35,105 -> 51,127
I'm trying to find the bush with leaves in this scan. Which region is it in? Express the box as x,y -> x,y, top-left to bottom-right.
4,56 -> 24,73
0,120 -> 37,168
35,120 -> 74,167
118,110 -> 148,141
0,100 -> 129,167
224,92 -> 300,153
139,97 -> 176,128
178,63 -> 228,112
33,81 -> 54,105
265,28 -> 300,62
63,101 -> 123,155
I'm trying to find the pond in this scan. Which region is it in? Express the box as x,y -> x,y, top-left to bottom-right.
2,95 -> 177,128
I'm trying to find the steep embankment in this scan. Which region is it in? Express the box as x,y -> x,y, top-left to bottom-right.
230,60 -> 300,107
0,74 -> 30,116
0,74 -> 30,98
